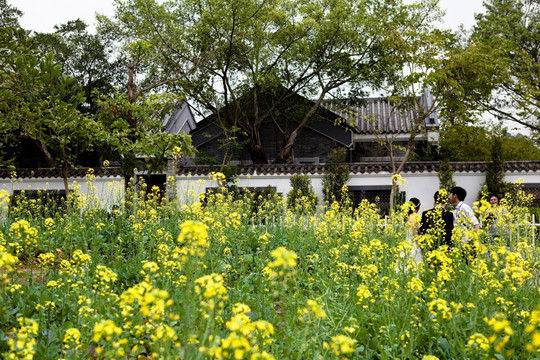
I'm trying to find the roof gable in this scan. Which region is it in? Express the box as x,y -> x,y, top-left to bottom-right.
162,103 -> 197,134
189,86 -> 354,148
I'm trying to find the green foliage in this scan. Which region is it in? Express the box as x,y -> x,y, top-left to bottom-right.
440,123 -> 540,161
96,92 -> 195,181
529,206 -> 540,220
102,0 -> 441,164
438,159 -> 456,192
484,135 -> 512,198
0,26 -> 103,193
439,0 -> 539,136
408,142 -> 438,161
0,0 -> 21,28
192,152 -> 218,166
250,186 -> 284,221
471,0 -> 540,134
9,190 -> 67,219
501,135 -> 540,161
1,180 -> 539,359
439,124 -> 491,161
33,19 -> 122,114
219,165 -> 240,187
322,148 -> 351,206
286,174 -> 318,216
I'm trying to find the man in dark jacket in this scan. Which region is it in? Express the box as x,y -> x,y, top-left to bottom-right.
418,190 -> 454,250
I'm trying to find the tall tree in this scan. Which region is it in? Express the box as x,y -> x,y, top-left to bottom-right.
96,7 -> 195,185
439,123 -> 540,161
0,0 -> 21,28
368,0 -> 456,212
474,0 -> 539,133
0,25 -> 103,194
442,0 -> 539,136
0,1 -> 23,166
33,20 -> 123,114
102,0 -> 418,164
95,91 -> 193,185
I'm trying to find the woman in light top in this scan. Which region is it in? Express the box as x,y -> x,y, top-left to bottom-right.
407,197 -> 422,236
406,197 -> 423,263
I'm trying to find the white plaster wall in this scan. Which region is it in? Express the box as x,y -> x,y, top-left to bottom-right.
0,177 -> 125,209
175,170 -> 540,213
346,171 -> 485,213
504,172 -> 540,184
397,172 -> 442,213
175,174 -> 310,204
400,172 -> 487,213
1,168 -> 538,211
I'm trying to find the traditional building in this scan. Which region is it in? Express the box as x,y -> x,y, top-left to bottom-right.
185,87 -> 438,165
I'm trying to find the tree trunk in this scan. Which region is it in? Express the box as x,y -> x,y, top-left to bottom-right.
273,92 -> 326,164
36,141 -> 71,196
58,166 -> 70,210
249,140 -> 268,164
389,176 -> 397,214
243,114 -> 268,164
273,130 -> 299,164
127,61 -> 137,104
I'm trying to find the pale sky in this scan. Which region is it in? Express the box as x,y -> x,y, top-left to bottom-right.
14,0 -> 486,34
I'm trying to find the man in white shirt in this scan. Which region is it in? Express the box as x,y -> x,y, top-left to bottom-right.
449,186 -> 480,232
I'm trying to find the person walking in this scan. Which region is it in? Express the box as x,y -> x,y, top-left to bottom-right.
407,197 -> 422,236
449,186 -> 479,231
419,190 -> 454,251
484,194 -> 507,243
396,198 -> 423,272
449,186 -> 479,250
406,197 -> 423,262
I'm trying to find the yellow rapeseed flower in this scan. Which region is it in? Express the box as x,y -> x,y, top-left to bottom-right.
71,249 -> 92,267
195,273 -> 228,299
486,313 -> 514,335
63,328 -> 82,350
38,252 -> 55,267
232,303 -> 252,315
0,189 -> 10,206
428,298 -> 453,320
178,220 -> 209,257
467,333 -> 490,352
263,247 -> 298,280
7,318 -> 38,360
44,217 -> 55,228
326,334 -> 357,357
356,284 -> 372,304
92,319 -> 122,342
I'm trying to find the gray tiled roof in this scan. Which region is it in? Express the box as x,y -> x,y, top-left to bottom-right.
322,98 -> 439,134
2,161 -> 539,179
322,88 -> 439,134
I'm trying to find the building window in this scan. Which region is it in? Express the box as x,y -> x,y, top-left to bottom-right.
523,183 -> 540,207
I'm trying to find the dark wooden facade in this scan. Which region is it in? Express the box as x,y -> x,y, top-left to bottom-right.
189,89 -> 354,165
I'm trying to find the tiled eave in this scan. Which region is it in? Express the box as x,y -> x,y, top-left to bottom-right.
0,167 -> 123,179
176,161 -> 540,176
1,161 -> 539,179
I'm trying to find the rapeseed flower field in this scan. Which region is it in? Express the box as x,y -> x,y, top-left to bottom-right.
0,177 -> 539,359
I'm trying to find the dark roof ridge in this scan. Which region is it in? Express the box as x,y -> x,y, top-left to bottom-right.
176,161 -> 540,176
2,161 -> 539,179
0,167 -> 123,179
